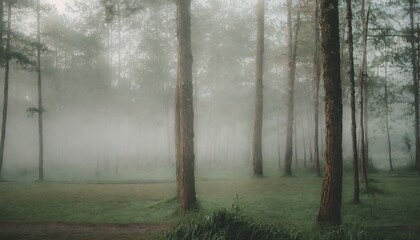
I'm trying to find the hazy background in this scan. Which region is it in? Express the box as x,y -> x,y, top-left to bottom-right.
0,0 -> 414,181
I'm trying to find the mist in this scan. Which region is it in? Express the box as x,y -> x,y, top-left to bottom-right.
0,0 -> 415,182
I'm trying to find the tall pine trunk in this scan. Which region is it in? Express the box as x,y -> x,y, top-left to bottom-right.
284,0 -> 300,175
346,0 -> 360,204
175,0 -> 196,210
312,0 -> 321,177
384,68 -> 393,171
409,0 -> 419,173
0,0 -> 9,177
37,0 -> 44,181
317,0 -> 343,225
359,0 -> 370,191
253,0 -> 264,176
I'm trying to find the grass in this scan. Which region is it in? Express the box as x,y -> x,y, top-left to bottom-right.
0,168 -> 419,239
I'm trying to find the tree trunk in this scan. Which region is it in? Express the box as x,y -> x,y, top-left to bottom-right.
0,0 -> 9,177
175,0 -> 196,210
346,0 -> 360,204
317,0 -> 343,225
37,0 -> 44,181
312,0 -> 321,177
418,23 -> 420,172
301,116 -> 307,169
284,0 -> 300,176
384,69 -> 393,171
409,0 -> 419,173
253,0 -> 264,176
294,120 -> 298,166
277,110 -> 281,170
117,2 -> 121,81
359,0 -> 370,191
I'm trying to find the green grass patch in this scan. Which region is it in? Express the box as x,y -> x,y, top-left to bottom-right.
0,171 -> 419,239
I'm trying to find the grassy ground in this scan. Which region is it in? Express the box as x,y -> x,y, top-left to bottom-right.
0,169 -> 419,239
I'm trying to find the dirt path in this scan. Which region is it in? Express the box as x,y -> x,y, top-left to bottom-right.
0,223 -> 172,240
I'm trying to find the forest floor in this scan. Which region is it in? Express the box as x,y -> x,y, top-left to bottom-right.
0,167 -> 419,239
0,222 -> 170,240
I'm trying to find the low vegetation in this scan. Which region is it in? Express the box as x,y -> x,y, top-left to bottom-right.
0,169 -> 419,239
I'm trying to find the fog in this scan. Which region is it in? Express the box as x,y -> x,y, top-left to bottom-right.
0,0 -> 415,182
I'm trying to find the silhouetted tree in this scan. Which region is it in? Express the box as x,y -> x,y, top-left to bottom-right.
408,0 -> 419,173
253,0 -> 264,176
359,0 -> 371,191
0,0 -> 9,178
312,0 -> 321,177
346,0 -> 360,204
36,0 -> 44,181
284,0 -> 300,176
317,0 -> 343,225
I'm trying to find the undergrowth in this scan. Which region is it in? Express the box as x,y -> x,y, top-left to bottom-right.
161,208 -> 418,240
161,209 -> 295,240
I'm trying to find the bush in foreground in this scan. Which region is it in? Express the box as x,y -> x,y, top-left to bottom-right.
162,209 -> 294,240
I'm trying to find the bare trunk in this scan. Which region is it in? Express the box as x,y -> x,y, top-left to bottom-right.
301,116 -> 307,168
253,0 -> 264,176
317,0 -> 343,225
346,0 -> 360,204
294,120 -> 298,166
0,0 -> 8,176
37,0 -> 44,181
418,23 -> 420,172
284,0 -> 300,175
312,0 -> 321,177
277,110 -> 281,169
117,2 -> 121,81
175,0 -> 196,210
384,73 -> 393,171
409,0 -> 420,173
359,0 -> 370,191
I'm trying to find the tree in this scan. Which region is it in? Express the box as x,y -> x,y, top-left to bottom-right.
408,0 -> 419,173
312,0 -> 321,177
359,0 -> 371,191
36,0 -> 44,181
0,0 -> 9,178
252,0 -> 264,176
175,0 -> 196,210
317,0 -> 343,225
284,0 -> 300,176
346,0 -> 360,204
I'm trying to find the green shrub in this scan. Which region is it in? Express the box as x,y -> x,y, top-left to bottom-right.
162,209 -> 294,240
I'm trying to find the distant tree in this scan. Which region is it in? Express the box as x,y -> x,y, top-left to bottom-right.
36,0 -> 44,181
175,0 -> 196,210
346,0 -> 360,204
284,0 -> 300,176
0,0 -> 9,178
359,0 -> 371,191
252,0 -> 264,176
312,0 -> 321,177
408,0 -> 419,173
317,0 -> 343,225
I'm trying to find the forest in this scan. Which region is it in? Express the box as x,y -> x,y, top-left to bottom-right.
0,0 -> 419,239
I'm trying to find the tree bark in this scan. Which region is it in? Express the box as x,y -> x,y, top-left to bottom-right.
312,0 -> 321,177
317,0 -> 343,225
359,0 -> 370,191
284,0 -> 300,176
346,0 -> 360,204
37,0 -> 44,181
253,0 -> 264,176
409,0 -> 419,173
0,0 -> 9,177
384,69 -> 393,171
175,0 -> 196,210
